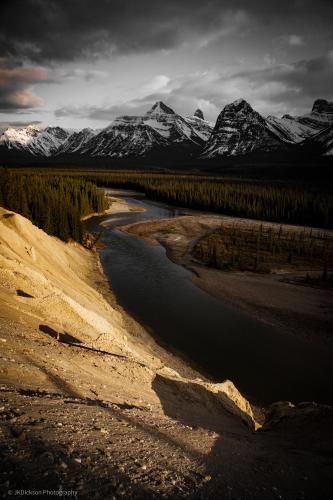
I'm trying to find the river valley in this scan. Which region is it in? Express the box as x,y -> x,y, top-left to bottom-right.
85,192 -> 333,406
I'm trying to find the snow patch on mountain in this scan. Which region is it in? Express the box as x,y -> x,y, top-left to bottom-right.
202,99 -> 284,158
80,102 -> 211,158
266,99 -> 333,144
57,128 -> 98,154
185,109 -> 213,142
143,119 -> 171,138
1,98 -> 332,160
0,125 -> 41,148
0,125 -> 73,157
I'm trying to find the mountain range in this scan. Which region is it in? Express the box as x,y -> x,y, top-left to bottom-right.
1,98 -> 332,164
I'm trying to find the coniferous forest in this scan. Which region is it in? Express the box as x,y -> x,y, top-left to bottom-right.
0,169 -> 107,242
0,168 -> 332,246
86,171 -> 332,229
193,223 -> 332,278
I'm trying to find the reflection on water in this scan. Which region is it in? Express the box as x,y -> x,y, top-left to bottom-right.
85,193 -> 333,405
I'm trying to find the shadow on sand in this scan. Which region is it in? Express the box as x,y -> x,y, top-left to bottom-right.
151,373 -> 333,499
39,324 -> 81,344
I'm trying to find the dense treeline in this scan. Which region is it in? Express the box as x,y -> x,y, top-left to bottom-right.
84,171 -> 332,229
193,224 -> 332,276
2,168 -> 332,230
0,169 -> 107,242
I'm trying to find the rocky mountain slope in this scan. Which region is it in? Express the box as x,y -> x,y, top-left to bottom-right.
56,127 -> 98,155
0,102 -> 214,161
0,99 -> 332,162
81,102 -> 212,159
79,108 -> 170,159
185,108 -> 214,142
302,125 -> 333,156
0,125 -> 73,157
201,99 -> 285,158
266,99 -> 333,144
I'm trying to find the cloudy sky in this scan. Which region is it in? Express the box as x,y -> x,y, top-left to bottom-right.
0,0 -> 332,129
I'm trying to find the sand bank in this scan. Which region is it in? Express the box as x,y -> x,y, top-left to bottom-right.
122,213 -> 333,346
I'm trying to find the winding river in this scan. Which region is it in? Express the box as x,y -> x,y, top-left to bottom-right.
85,192 -> 333,406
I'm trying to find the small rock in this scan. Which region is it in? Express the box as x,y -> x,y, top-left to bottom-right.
59,461 -> 68,469
10,426 -> 24,438
57,422 -> 63,427
40,451 -> 54,465
74,458 -> 82,464
12,408 -> 23,416
28,418 -> 38,425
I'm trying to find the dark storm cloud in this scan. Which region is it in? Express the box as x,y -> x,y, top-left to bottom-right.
0,0 -> 232,63
2,0 -> 332,64
231,52 -> 333,102
0,58 -> 48,112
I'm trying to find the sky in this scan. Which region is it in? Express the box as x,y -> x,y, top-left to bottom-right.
0,0 -> 332,129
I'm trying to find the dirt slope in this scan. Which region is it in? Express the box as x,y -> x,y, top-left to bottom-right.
0,206 -> 332,499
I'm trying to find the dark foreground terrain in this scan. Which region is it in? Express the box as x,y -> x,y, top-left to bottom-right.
1,316 -> 333,500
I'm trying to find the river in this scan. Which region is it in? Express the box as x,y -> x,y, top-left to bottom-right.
85,192 -> 333,406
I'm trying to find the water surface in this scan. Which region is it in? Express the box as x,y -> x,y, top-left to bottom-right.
85,193 -> 333,405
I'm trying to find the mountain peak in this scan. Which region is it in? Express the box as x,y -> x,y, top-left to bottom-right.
312,99 -> 333,114
202,98 -> 280,158
148,101 -> 175,115
26,124 -> 42,131
194,109 -> 204,120
227,98 -> 253,112
217,99 -> 256,122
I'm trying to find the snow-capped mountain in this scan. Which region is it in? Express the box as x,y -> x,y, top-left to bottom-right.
80,101 -> 211,158
0,124 -> 42,152
0,98 -> 332,162
143,101 -> 207,146
299,99 -> 333,128
81,116 -> 170,158
0,125 -> 73,157
266,99 -> 333,144
201,99 -> 284,158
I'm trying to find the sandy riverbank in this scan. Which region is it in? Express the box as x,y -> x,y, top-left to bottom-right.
122,213 -> 333,346
1,199 -> 333,498
81,189 -> 145,221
